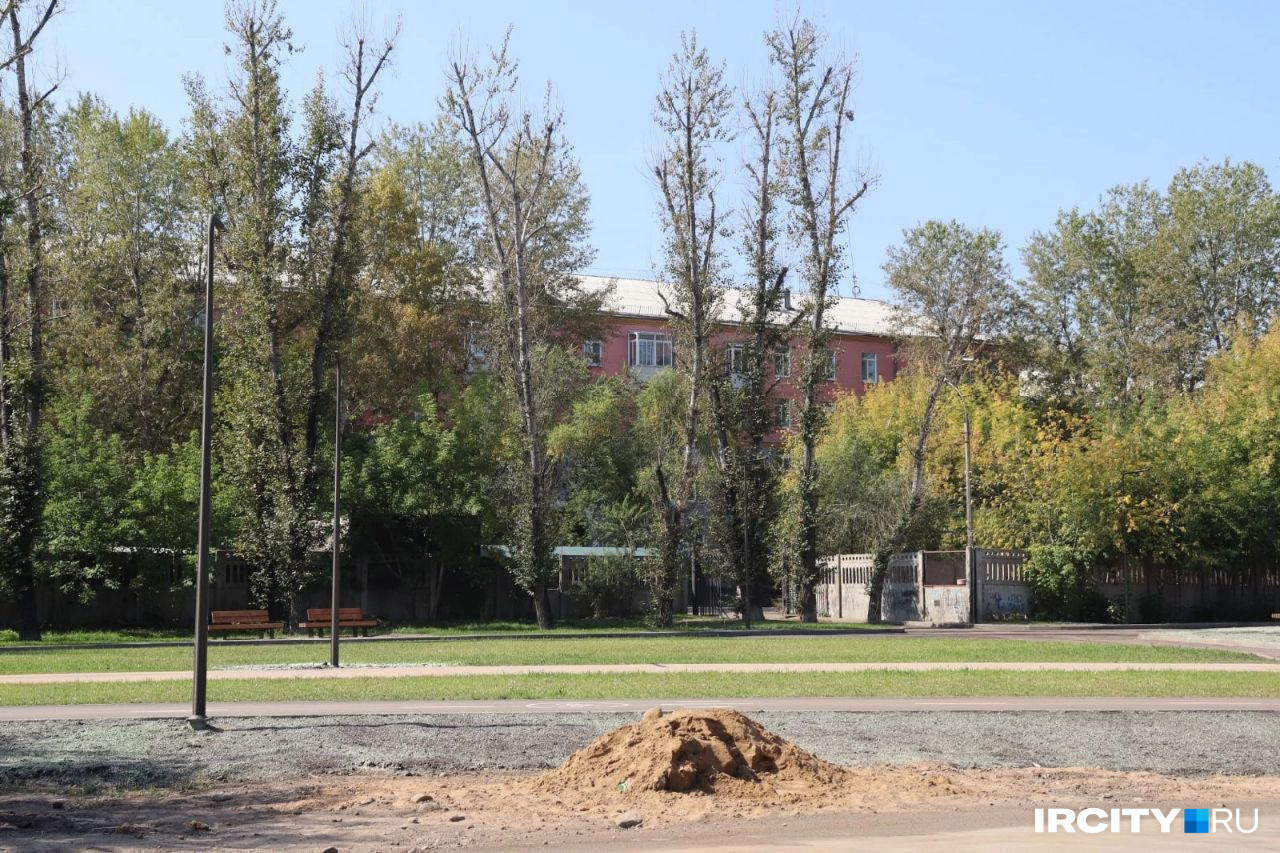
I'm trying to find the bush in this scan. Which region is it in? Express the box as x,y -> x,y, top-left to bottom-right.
1024,544 -> 1112,622
572,555 -> 641,618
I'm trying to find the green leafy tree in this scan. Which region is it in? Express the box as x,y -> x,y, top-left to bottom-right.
51,96 -> 200,455
870,220 -> 1015,620
40,395 -> 133,602
715,84 -> 800,625
548,376 -> 647,547
184,1 -> 394,624
344,384 -> 499,623
349,120 -> 479,415
1019,160 -> 1280,408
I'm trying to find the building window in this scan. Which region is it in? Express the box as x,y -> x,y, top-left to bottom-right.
773,347 -> 791,378
861,351 -> 878,383
628,331 -> 673,367
773,398 -> 791,429
583,340 -> 603,367
819,349 -> 837,381
727,343 -> 747,376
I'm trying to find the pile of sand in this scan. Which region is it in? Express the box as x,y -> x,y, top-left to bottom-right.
533,707 -> 850,795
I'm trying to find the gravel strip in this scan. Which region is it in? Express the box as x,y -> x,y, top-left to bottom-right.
1,710 -> 1277,791
1145,626 -> 1280,651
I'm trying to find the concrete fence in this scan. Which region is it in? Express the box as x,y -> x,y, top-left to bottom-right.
1093,562 -> 1280,622
816,548 -> 1031,625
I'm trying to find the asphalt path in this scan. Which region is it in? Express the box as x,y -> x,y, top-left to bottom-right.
5,695 -> 1280,721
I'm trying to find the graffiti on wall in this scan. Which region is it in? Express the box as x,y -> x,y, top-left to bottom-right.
985,586 -> 1029,619
885,585 -> 920,621
927,587 -> 969,625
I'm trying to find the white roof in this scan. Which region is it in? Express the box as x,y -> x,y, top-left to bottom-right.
578,275 -> 901,338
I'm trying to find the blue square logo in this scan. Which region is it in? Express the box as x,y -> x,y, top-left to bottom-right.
1185,808 -> 1209,834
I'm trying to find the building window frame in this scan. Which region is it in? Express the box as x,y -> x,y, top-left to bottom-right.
819,349 -> 837,381
727,342 -> 747,376
773,398 -> 791,429
773,347 -> 791,378
583,339 -> 603,367
861,351 -> 878,383
628,330 -> 673,368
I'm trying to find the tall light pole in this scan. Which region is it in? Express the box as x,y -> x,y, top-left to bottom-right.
944,378 -> 975,623
330,358 -> 343,667
189,213 -> 224,731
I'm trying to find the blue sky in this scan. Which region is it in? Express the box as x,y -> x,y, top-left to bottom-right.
44,0 -> 1280,301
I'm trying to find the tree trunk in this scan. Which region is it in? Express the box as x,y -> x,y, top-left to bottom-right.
796,435 -> 820,623
427,561 -> 443,623
867,543 -> 893,624
532,580 -> 554,630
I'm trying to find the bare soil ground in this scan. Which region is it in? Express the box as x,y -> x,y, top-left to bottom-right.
4,764 -> 1280,851
4,708 -> 1280,851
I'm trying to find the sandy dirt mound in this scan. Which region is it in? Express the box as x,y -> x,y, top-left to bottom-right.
533,707 -> 850,795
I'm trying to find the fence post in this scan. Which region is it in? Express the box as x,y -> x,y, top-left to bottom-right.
915,551 -> 925,620
970,547 -> 981,623
836,557 -> 844,620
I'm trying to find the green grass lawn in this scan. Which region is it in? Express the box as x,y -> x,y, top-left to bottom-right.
0,616 -> 879,646
2,669 -> 1278,706
0,635 -> 1254,675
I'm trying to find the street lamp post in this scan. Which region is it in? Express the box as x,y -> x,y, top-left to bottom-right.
944,378 -> 976,623
189,213 -> 224,731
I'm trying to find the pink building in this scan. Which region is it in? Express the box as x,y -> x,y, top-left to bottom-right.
575,276 -> 901,438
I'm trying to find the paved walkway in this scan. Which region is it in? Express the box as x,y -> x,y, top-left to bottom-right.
6,659 -> 1280,684
4,695 -> 1280,721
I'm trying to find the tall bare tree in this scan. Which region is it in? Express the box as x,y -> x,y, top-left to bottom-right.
649,32 -> 733,626
0,0 -> 60,641
770,18 -> 872,622
443,31 -> 597,629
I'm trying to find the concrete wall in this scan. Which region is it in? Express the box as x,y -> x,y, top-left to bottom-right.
815,553 -> 922,623
924,585 -> 970,625
982,582 -> 1030,619
1095,565 -> 1280,622
818,548 -> 1029,625
974,549 -> 1032,622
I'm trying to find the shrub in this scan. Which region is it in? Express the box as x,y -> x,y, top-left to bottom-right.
1024,544 -> 1112,621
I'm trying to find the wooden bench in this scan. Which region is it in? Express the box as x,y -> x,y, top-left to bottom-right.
209,609 -> 284,638
298,607 -> 378,637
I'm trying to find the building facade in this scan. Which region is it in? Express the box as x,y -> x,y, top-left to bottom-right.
576,276 -> 901,435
